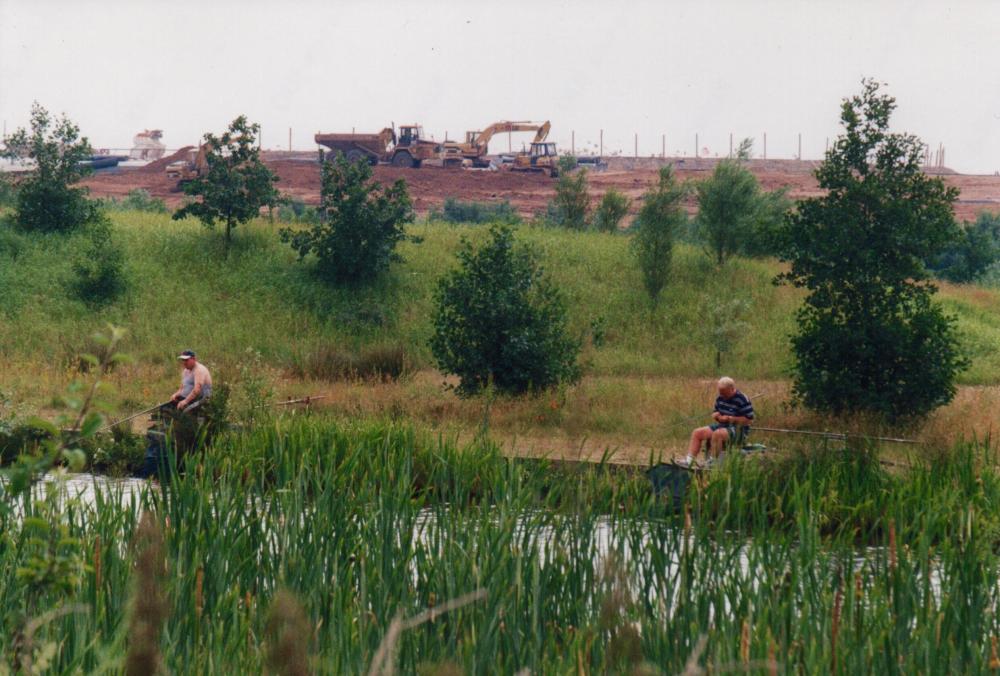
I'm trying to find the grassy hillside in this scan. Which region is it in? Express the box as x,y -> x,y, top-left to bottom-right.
4,210 -> 1000,451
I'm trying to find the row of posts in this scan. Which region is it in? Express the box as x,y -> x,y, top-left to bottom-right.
193,124 -> 944,168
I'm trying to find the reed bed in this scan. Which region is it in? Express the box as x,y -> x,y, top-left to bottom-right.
2,419 -> 1000,673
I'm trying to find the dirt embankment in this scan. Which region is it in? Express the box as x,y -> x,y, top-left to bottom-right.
79,154 -> 1000,221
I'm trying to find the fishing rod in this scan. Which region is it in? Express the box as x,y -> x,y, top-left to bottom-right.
751,425 -> 921,445
96,401 -> 173,434
271,395 -> 326,407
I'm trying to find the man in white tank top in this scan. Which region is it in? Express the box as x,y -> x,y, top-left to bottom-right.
171,350 -> 213,410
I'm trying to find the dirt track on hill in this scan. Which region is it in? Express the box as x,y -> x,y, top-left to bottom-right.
80,154 -> 1000,222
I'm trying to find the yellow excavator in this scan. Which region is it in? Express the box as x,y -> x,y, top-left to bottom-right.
442,120 -> 552,169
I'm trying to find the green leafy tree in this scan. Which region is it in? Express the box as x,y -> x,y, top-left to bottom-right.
695,139 -> 789,264
593,189 -> 631,233
281,153 -> 414,284
549,168 -> 590,229
172,116 -> 280,249
1,102 -> 96,232
631,166 -> 689,303
779,79 -> 967,418
929,211 -> 1000,283
430,224 -> 581,396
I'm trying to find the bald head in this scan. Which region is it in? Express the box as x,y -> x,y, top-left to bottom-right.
717,376 -> 736,397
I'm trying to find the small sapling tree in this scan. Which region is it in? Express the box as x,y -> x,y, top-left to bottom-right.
548,168 -> 590,230
430,224 -> 581,396
631,166 -> 689,304
779,79 -> 966,418
281,153 -> 414,284
593,189 -> 631,233
1,102 -> 97,232
695,139 -> 789,264
172,116 -> 280,250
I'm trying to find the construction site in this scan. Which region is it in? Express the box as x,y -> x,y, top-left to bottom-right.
77,131 -> 1000,223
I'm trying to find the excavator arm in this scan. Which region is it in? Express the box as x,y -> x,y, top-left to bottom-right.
472,121 -> 551,152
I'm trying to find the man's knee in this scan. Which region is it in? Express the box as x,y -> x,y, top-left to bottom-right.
692,426 -> 711,438
711,428 -> 730,442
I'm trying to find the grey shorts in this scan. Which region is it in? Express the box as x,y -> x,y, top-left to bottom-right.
709,423 -> 747,443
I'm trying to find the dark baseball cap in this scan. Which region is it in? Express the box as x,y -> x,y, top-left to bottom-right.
176,350 -> 196,360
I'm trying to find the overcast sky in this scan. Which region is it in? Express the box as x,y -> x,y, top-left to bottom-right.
2,0 -> 999,172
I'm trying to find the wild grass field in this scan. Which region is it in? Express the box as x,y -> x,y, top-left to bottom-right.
4,210 -> 1000,455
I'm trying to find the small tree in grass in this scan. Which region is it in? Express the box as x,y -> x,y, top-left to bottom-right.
548,168 -> 590,229
779,79 -> 967,418
281,153 -> 414,284
172,116 -> 280,250
430,224 -> 581,396
695,138 -> 789,265
1,102 -> 97,232
631,166 -> 689,304
593,189 -> 631,232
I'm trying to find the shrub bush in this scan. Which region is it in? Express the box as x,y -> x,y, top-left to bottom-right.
548,168 -> 590,230
430,198 -> 521,224
929,211 -> 1000,283
281,153 -> 415,285
71,219 -> 128,306
430,224 -> 580,396
114,189 -> 169,214
593,189 -> 631,232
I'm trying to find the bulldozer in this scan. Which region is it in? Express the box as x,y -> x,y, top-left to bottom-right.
165,144 -> 209,186
442,120 -> 552,168
511,141 -> 560,177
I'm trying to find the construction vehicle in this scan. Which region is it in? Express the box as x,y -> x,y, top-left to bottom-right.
165,144 -> 209,184
314,124 -> 439,168
441,120 -> 551,168
511,141 -> 560,177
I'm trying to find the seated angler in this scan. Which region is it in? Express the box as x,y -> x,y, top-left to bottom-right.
683,377 -> 754,467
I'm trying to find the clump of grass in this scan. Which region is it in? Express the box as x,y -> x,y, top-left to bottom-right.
429,198 -> 521,225
297,343 -> 407,382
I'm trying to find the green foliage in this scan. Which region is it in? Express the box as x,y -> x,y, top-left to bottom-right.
277,196 -> 320,224
429,197 -> 521,225
593,189 -> 631,233
557,154 -> 578,173
70,219 -> 128,306
695,145 -> 790,264
0,172 -> 17,207
172,116 -> 280,247
430,224 -> 581,396
548,168 -> 590,230
779,80 -> 967,418
930,211 -> 1000,283
631,166 -> 689,303
1,102 -> 97,233
105,189 -> 168,214
281,153 -> 415,285
231,348 -> 276,426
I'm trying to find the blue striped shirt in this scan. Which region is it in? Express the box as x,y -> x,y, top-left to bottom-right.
714,391 -> 754,429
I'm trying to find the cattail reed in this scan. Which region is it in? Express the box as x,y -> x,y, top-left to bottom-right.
93,535 -> 102,591
125,512 -> 168,676
265,589 -> 311,676
831,584 -> 843,674
195,567 -> 204,620
740,619 -> 750,665
888,521 -> 897,570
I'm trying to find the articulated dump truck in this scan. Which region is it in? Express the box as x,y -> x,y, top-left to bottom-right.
314,124 -> 440,168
